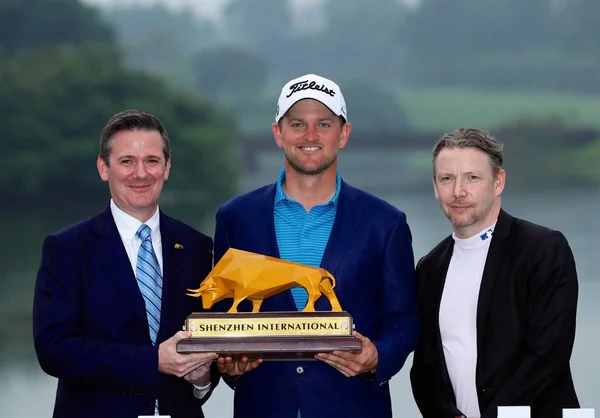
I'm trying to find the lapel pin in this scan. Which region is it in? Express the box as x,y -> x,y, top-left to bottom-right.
174,243 -> 184,249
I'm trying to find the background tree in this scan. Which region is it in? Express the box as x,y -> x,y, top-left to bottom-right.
0,43 -> 237,218
0,0 -> 114,54
192,44 -> 269,105
222,0 -> 293,53
400,0 -> 600,93
0,0 -> 238,222
102,4 -> 217,89
342,80 -> 410,137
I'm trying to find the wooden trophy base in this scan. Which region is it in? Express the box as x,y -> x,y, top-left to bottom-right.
176,311 -> 362,361
177,335 -> 362,361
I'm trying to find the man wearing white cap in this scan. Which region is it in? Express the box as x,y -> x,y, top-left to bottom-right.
212,74 -> 420,418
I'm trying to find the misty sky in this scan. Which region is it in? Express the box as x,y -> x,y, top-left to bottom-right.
84,0 -> 324,20
84,0 -> 417,21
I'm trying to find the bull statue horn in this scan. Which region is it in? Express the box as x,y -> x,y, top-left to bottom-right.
186,281 -> 209,297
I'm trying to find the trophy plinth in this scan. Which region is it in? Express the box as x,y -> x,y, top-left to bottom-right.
176,248 -> 362,360
177,311 -> 361,361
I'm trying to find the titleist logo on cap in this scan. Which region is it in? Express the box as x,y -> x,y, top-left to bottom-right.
286,80 -> 336,98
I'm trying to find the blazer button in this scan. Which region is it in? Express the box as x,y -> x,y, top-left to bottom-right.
296,366 -> 304,374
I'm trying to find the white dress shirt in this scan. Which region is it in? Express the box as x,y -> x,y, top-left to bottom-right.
110,200 -> 211,403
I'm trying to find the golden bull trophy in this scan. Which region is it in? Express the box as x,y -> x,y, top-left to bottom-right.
176,248 -> 362,360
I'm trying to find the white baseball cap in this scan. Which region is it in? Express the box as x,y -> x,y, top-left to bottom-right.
275,74 -> 348,123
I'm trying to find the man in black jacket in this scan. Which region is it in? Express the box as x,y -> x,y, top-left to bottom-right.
410,127 -> 579,418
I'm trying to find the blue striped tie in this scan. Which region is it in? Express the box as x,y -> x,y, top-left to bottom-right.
136,224 -> 162,345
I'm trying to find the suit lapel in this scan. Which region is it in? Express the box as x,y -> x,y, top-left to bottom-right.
253,185 -> 281,259
158,212 -> 184,341
434,238 -> 454,318
257,182 -> 362,310
432,237 -> 454,380
257,183 -> 364,310
92,206 -> 148,325
320,182 -> 363,278
476,209 -> 513,351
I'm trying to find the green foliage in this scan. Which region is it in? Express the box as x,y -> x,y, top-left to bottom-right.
0,43 -> 238,220
342,80 -> 410,136
278,0 -> 407,88
0,0 -> 114,54
192,44 -> 269,105
397,88 -> 600,133
102,4 -> 216,90
494,117 -> 599,190
562,139 -> 600,187
319,0 -> 406,85
223,0 -> 292,52
401,0 -> 600,93
94,0 -> 600,98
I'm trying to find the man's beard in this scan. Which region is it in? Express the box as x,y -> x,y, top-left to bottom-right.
443,200 -> 477,229
285,153 -> 337,176
448,213 -> 478,229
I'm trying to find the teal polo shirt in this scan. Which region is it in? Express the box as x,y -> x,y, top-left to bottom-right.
273,169 -> 341,310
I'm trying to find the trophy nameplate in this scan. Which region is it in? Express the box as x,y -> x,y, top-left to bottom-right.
176,248 -> 362,361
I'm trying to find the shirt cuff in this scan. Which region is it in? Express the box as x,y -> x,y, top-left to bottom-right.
192,382 -> 212,399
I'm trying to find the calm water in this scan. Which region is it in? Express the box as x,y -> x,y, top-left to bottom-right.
2,191 -> 597,417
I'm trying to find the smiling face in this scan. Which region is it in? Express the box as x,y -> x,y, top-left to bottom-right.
97,129 -> 171,222
433,147 -> 505,238
272,99 -> 350,176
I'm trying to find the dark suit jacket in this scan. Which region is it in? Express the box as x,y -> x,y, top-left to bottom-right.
213,181 -> 421,418
410,209 -> 579,418
33,205 -> 218,418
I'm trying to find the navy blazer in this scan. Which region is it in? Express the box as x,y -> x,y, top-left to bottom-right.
213,181 -> 421,418
33,205 -> 218,418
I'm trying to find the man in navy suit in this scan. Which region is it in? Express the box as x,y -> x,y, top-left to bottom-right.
213,74 -> 421,418
33,110 -> 219,418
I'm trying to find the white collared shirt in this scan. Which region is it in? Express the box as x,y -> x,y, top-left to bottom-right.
110,199 -> 163,275
109,199 -> 211,403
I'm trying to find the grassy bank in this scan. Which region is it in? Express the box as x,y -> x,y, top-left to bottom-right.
561,140 -> 600,186
398,88 -> 600,132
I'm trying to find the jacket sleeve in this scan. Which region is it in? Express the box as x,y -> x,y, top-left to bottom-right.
32,233 -> 166,395
481,231 -> 579,417
371,212 -> 421,385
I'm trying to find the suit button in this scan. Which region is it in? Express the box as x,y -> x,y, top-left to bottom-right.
296,366 -> 304,374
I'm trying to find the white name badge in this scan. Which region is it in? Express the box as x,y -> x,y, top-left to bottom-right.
563,409 -> 596,418
498,406 -> 531,418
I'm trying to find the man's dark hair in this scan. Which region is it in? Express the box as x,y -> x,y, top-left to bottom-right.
99,110 -> 171,166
